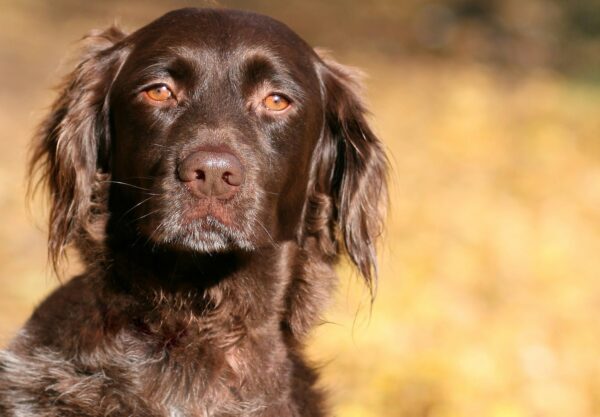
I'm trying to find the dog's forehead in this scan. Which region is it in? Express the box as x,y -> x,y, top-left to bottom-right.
128,8 -> 315,59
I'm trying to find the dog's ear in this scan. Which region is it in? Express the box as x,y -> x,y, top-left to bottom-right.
305,51 -> 388,297
29,26 -> 128,272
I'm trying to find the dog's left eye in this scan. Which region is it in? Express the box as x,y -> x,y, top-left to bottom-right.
263,94 -> 291,112
144,84 -> 173,102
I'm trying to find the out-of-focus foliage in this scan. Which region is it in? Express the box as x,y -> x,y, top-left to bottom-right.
231,0 -> 600,76
310,61 -> 600,417
1,1 -> 599,416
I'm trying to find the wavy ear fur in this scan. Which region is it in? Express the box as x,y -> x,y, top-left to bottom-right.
305,51 -> 388,297
29,26 -> 128,272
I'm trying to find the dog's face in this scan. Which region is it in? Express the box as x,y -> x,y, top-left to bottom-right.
31,8 -> 387,288
109,10 -> 323,252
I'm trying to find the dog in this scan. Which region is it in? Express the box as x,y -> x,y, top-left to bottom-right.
0,8 -> 387,417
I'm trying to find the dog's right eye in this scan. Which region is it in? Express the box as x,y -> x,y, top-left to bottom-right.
144,84 -> 173,102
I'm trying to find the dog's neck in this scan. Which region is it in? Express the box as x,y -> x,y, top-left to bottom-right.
110,244 -> 254,294
100,241 -> 296,343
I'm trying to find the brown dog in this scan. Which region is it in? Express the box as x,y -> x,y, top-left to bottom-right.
0,8 -> 387,416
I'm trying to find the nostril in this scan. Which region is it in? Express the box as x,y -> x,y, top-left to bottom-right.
222,171 -> 236,186
223,171 -> 242,186
177,149 -> 244,197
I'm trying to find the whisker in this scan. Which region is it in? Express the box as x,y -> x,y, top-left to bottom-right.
145,220 -> 166,249
122,176 -> 158,181
256,220 -> 278,248
103,180 -> 158,194
128,209 -> 162,225
118,196 -> 155,222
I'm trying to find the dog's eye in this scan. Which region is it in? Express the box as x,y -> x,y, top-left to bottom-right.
263,94 -> 290,111
144,84 -> 173,102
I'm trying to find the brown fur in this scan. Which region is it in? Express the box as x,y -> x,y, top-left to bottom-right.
0,8 -> 387,417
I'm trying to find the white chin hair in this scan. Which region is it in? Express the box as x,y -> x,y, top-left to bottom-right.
159,215 -> 254,253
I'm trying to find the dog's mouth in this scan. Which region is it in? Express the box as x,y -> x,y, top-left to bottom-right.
135,191 -> 255,253
182,197 -> 236,227
150,215 -> 252,253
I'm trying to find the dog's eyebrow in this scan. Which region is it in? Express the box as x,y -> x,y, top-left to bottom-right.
126,45 -> 212,82
135,61 -> 175,80
132,55 -> 199,87
234,48 -> 306,101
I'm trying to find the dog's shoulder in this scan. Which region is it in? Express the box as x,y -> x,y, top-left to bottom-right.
0,273 -> 160,416
22,274 -> 107,353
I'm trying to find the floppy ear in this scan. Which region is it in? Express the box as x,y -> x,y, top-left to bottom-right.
29,27 -> 128,271
305,51 -> 388,297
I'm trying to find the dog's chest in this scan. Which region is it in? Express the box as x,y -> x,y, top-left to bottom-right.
108,319 -> 289,416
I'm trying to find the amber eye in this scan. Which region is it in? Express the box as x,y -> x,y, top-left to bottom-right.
145,84 -> 173,102
263,94 -> 290,111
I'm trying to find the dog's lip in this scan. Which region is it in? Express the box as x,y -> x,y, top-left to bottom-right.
184,200 -> 235,226
181,182 -> 239,201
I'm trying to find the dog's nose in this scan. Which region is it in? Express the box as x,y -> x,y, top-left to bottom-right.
177,150 -> 244,199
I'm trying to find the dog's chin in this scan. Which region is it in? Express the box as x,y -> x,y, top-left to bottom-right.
151,215 -> 255,253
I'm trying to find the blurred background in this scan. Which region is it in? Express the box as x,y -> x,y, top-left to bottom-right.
1,0 -> 600,416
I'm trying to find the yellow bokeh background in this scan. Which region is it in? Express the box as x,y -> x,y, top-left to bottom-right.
1,1 -> 600,416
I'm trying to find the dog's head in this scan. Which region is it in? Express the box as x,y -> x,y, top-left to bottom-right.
30,8 -> 387,288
